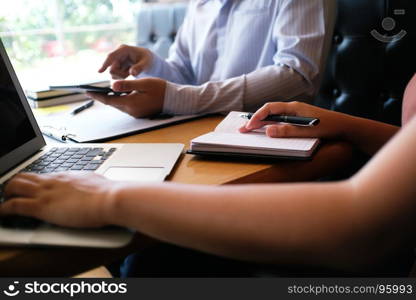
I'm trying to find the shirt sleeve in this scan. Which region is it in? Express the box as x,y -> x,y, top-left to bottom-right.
163,0 -> 333,115
139,4 -> 195,85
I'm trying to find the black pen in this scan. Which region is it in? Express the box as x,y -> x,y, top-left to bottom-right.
71,100 -> 94,115
240,113 -> 320,127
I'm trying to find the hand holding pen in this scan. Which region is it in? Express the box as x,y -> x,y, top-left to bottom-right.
240,113 -> 319,126
239,102 -> 348,140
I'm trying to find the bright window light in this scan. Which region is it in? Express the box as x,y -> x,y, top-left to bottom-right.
0,0 -> 143,90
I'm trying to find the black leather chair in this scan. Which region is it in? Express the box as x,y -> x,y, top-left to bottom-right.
316,0 -> 416,126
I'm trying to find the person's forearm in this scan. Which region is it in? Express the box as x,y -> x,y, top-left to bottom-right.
339,114 -> 400,155
163,65 -> 312,115
104,180 -> 383,271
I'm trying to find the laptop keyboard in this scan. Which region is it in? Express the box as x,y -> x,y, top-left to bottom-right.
0,147 -> 117,230
22,147 -> 117,174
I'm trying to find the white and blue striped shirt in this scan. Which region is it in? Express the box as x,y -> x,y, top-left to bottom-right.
141,0 -> 336,114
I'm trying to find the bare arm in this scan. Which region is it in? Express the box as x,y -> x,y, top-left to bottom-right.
341,114 -> 400,155
240,102 -> 400,155
109,181 -> 358,269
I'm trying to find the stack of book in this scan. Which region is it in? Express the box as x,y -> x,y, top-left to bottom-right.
26,80 -> 109,108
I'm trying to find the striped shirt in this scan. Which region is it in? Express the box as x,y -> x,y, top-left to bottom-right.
140,0 -> 336,115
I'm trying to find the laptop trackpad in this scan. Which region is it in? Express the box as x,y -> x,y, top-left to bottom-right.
103,167 -> 167,182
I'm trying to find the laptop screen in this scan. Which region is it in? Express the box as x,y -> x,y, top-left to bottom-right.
0,39 -> 45,179
0,56 -> 37,158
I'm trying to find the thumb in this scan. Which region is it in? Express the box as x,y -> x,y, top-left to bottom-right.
112,80 -> 146,92
266,124 -> 315,138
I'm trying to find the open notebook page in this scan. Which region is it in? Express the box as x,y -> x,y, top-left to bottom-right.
214,111 -> 267,135
191,111 -> 319,156
214,111 -> 249,133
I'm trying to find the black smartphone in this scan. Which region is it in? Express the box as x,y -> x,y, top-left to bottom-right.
49,84 -> 124,96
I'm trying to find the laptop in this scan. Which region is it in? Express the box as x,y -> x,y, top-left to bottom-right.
0,39 -> 184,248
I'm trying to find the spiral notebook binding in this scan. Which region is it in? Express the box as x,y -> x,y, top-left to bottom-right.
40,125 -> 77,143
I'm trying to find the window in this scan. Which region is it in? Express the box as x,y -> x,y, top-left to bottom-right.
0,0 -> 143,90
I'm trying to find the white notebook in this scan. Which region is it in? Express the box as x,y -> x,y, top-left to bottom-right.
189,112 -> 320,159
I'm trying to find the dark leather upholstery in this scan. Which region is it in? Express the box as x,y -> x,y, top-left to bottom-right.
316,0 -> 416,125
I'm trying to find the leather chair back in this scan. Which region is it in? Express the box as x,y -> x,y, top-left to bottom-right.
315,0 -> 416,125
135,2 -> 187,59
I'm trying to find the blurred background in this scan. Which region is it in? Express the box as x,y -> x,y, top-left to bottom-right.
0,0 -> 183,89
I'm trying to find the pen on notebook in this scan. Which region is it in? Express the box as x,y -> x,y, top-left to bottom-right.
240,113 -> 320,127
71,100 -> 94,115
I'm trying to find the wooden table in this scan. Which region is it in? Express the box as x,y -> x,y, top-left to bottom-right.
0,115 -> 354,277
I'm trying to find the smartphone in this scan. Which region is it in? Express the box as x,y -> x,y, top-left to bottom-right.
49,84 -> 124,96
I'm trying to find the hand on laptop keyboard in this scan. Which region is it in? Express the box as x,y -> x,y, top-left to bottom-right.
0,147 -> 118,230
0,172 -> 115,229
0,183 -> 43,229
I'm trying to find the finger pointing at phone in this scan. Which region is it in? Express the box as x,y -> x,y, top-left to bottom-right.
98,45 -> 153,79
87,78 -> 166,119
